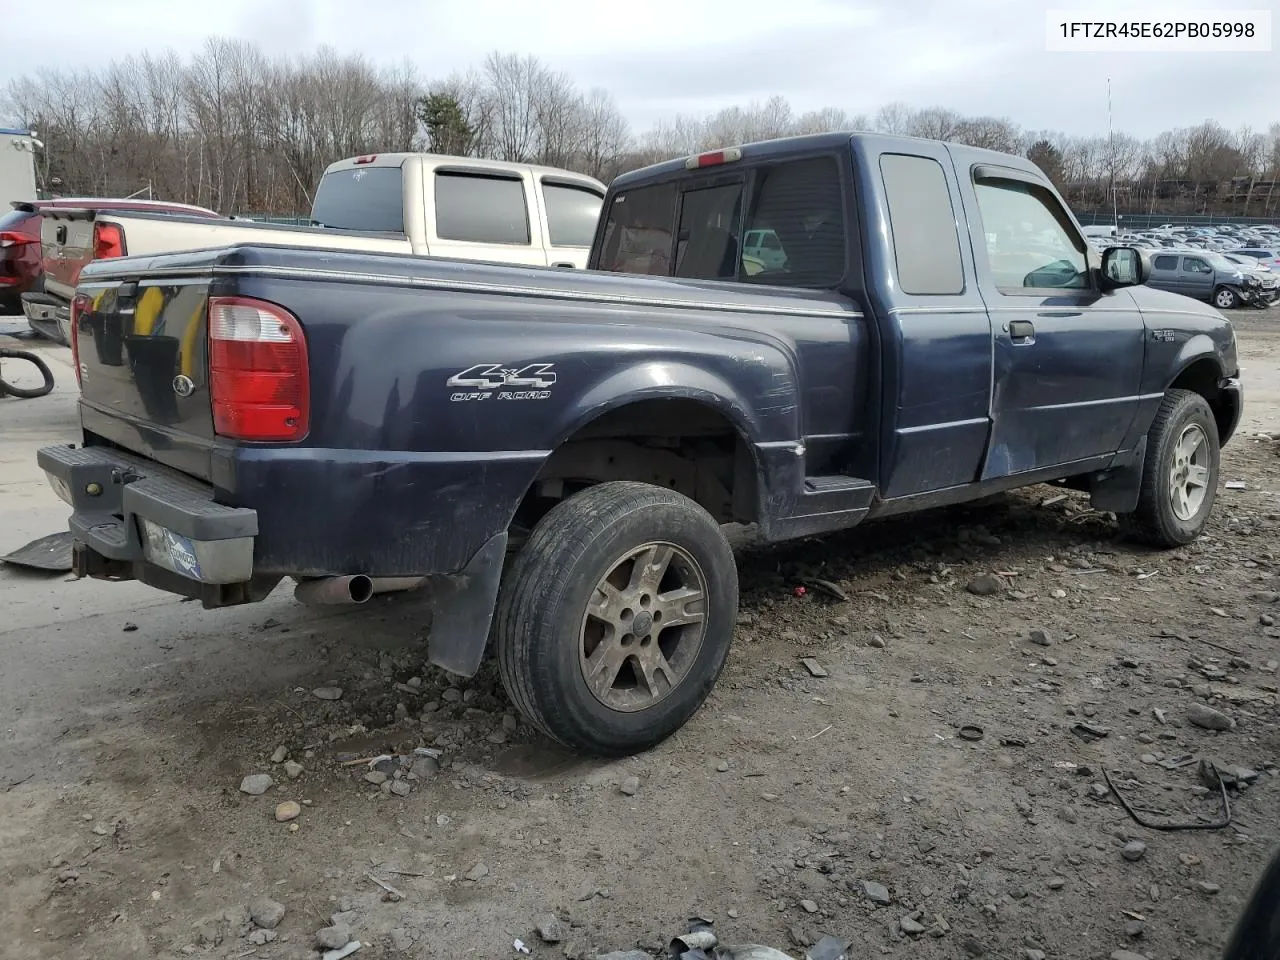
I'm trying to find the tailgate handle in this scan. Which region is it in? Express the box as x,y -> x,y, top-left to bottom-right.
55,224 -> 67,245
119,280 -> 139,299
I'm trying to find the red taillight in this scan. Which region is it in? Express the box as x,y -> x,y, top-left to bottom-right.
208,296 -> 309,442
0,230 -> 29,250
70,293 -> 90,389
92,222 -> 126,259
684,147 -> 743,170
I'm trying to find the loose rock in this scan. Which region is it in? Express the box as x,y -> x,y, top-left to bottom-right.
466,862 -> 489,882
283,761 -> 304,779
1125,920 -> 1145,938
274,801 -> 301,822
900,917 -> 925,935
1121,840 -> 1147,862
619,775 -> 640,796
861,880 -> 891,905
800,657 -> 829,678
390,779 -> 412,797
716,760 -> 730,772
316,925 -> 351,950
1197,881 -> 1221,895
364,770 -> 388,785
536,915 -> 566,943
1187,703 -> 1235,731
312,686 -> 343,700
248,896 -> 286,930
239,774 -> 274,796
409,757 -> 440,780
1025,951 -> 1046,960
799,898 -> 819,914
966,574 -> 1005,597
1029,628 -> 1052,646
269,746 -> 288,764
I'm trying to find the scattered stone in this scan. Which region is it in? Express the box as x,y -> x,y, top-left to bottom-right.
716,760 -> 730,772
619,776 -> 640,796
868,634 -> 887,649
364,770 -> 388,785
395,702 -> 410,721
536,915 -> 566,943
800,657 -> 829,678
1029,628 -> 1052,647
900,917 -> 925,935
1025,951 -> 1046,960
390,780 -> 412,797
274,801 -> 301,822
123,622 -> 138,632
283,761 -> 304,779
502,713 -> 519,732
466,862 -> 489,882
486,730 -> 507,745
270,746 -> 288,764
1121,840 -> 1147,862
1137,733 -> 1156,745
1140,753 -> 1159,764
1187,703 -> 1235,731
1197,881 -> 1221,895
462,707 -> 489,722
239,774 -> 274,796
246,929 -> 277,946
1047,877 -> 1066,890
1125,920 -> 1146,939
1058,805 -> 1078,824
441,687 -> 463,703
861,880 -> 891,905
409,757 -> 440,780
799,899 -> 819,914
1111,952 -> 1149,960
961,938 -> 986,957
312,687 -> 343,701
316,925 -> 351,950
390,928 -> 413,951
966,574 -> 1005,597
1261,614 -> 1276,627
248,896 -> 286,930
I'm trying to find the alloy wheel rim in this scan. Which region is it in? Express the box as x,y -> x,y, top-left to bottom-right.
578,541 -> 708,712
1168,423 -> 1211,521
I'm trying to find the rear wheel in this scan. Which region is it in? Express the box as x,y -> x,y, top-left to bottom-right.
495,481 -> 737,756
1121,389 -> 1220,547
1214,286 -> 1240,310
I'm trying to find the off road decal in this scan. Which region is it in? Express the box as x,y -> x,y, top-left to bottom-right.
447,363 -> 557,402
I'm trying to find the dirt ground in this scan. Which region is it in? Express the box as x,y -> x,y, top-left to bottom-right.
1,315 -> 1278,960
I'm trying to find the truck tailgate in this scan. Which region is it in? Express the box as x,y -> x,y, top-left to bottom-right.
40,208 -> 95,301
75,275 -> 220,479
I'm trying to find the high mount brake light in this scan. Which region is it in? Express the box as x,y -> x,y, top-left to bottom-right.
208,296 -> 310,442
684,147 -> 743,170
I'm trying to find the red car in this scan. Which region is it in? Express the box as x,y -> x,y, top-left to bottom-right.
0,198 -> 219,337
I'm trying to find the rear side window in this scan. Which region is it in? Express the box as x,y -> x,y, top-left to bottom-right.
1153,255 -> 1179,270
598,183 -> 677,275
542,182 -> 603,247
740,156 -> 846,288
310,167 -> 405,233
1183,257 -> 1211,274
435,172 -> 530,245
879,154 -> 963,295
675,182 -> 743,279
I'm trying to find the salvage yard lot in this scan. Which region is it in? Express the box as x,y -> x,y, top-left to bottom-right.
1,317 -> 1278,960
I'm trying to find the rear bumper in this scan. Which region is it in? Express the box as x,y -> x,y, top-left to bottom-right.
21,291 -> 69,345
37,443 -> 260,598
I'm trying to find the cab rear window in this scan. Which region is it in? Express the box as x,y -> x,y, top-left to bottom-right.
311,167 -> 404,233
596,155 -> 847,289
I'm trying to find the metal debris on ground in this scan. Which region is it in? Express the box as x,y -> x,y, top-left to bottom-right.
0,531 -> 74,572
1071,722 -> 1110,741
799,658 -> 829,678
958,725 -> 984,742
1103,766 -> 1231,831
799,579 -> 849,602
366,873 -> 405,901
513,939 -> 531,954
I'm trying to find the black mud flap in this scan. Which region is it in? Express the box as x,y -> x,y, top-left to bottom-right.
424,531 -> 509,677
1089,436 -> 1147,514
1,531 -> 74,572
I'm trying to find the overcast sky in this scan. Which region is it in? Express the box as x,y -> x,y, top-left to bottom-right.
3,0 -> 1275,138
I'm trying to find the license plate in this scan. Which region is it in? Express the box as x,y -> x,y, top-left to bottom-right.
139,519 -> 205,580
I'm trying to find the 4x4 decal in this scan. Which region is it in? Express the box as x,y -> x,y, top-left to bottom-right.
447,363 -> 557,401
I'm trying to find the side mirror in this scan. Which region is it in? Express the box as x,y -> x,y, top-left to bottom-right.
1101,246 -> 1151,289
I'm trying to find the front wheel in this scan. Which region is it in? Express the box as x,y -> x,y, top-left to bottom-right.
494,481 -> 738,756
1120,389 -> 1220,547
1214,286 -> 1241,310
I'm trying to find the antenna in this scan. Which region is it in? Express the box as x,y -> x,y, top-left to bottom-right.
1108,77 -> 1119,233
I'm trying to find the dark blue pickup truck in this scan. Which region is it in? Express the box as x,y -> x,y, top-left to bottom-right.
38,132 -> 1242,756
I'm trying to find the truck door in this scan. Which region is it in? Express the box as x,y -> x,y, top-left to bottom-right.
1181,255 -> 1215,299
861,142 -> 994,499
957,161 -> 1145,477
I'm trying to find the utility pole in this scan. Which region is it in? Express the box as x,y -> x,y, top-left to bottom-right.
1108,77 -> 1119,233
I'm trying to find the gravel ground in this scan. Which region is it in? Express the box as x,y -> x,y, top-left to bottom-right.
0,314 -> 1277,960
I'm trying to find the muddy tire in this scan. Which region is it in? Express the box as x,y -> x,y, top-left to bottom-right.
494,481 -> 737,757
1213,286 -> 1240,310
1120,389 -> 1220,547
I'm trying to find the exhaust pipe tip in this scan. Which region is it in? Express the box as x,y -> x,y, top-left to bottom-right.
347,575 -> 373,604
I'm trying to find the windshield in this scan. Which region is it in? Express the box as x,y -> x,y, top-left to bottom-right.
310,166 -> 404,233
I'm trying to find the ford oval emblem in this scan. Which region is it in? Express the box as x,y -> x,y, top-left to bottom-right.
172,374 -> 196,398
